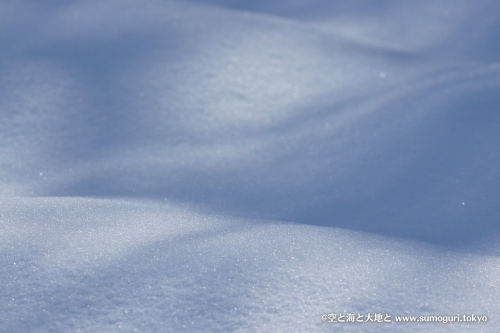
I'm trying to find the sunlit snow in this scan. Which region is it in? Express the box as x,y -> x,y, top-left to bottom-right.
1,0 -> 500,332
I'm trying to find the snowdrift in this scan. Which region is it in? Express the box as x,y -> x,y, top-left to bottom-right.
1,0 -> 500,331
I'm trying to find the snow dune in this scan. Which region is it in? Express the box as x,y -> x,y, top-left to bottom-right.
1,0 -> 500,331
2,198 -> 500,332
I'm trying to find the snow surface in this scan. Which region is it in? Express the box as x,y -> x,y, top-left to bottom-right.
1,0 -> 500,332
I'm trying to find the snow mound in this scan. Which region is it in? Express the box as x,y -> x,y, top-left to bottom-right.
1,198 -> 499,332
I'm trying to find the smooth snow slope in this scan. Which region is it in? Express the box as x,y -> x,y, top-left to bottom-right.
1,0 -> 500,332
2,198 -> 500,333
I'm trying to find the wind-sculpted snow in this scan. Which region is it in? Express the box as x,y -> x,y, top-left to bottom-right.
1,0 -> 500,332
1,198 -> 500,332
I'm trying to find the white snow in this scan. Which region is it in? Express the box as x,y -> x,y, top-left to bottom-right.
1,0 -> 500,332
